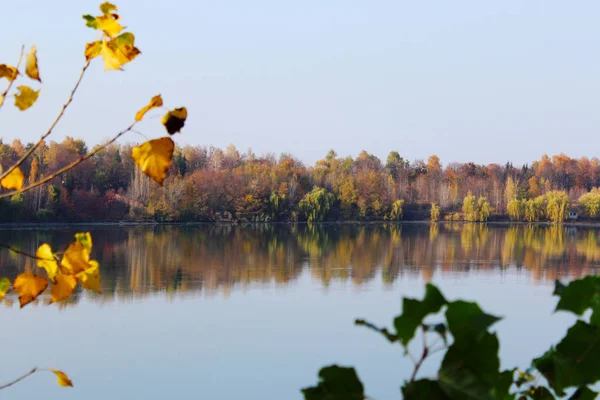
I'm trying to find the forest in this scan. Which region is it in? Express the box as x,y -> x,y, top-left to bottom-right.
0,137 -> 599,223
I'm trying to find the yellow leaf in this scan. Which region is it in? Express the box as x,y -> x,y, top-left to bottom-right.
0,277 -> 10,299
162,107 -> 188,134
84,41 -> 103,61
13,272 -> 48,308
0,166 -> 25,190
136,95 -> 163,121
131,137 -> 174,185
100,2 -> 117,15
100,33 -> 140,71
50,274 -> 77,303
25,46 -> 41,82
0,64 -> 18,81
51,369 -> 73,387
75,232 -> 93,253
76,261 -> 101,293
14,86 -> 40,111
96,15 -> 124,38
36,244 -> 58,281
60,242 -> 91,275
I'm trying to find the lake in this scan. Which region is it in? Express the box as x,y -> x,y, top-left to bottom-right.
0,223 -> 594,399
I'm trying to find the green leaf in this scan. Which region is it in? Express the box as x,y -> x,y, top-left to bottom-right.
533,321 -> 600,396
301,365 -> 364,400
100,2 -> 117,15
554,279 -> 566,295
115,32 -> 135,46
515,370 -> 536,388
83,14 -> 98,29
0,277 -> 10,298
393,283 -> 447,346
402,379 -> 450,400
355,319 -> 398,343
439,331 -> 502,400
554,277 -> 600,316
528,386 -> 555,400
423,322 -> 448,345
569,386 -> 597,400
445,300 -> 502,341
494,370 -> 516,400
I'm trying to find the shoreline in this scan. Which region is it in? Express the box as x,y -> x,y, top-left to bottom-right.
0,220 -> 599,229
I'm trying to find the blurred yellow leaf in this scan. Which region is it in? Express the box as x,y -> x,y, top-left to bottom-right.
0,166 -> 25,190
96,15 -> 124,38
25,46 -> 41,82
61,242 -> 90,275
13,272 -> 48,308
84,41 -> 103,61
75,232 -> 93,253
135,94 -> 163,121
0,277 -> 10,299
76,261 -> 101,293
36,243 -> 58,281
14,86 -> 39,111
131,137 -> 174,185
51,369 -> 73,387
0,64 -> 18,81
162,107 -> 188,134
83,3 -> 122,38
100,2 -> 117,15
50,274 -> 77,303
100,33 -> 140,71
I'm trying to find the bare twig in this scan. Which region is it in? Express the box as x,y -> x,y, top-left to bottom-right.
0,367 -> 37,390
428,345 -> 449,356
0,120 -> 137,199
0,60 -> 91,182
409,345 -> 428,383
0,45 -> 25,112
409,327 -> 431,383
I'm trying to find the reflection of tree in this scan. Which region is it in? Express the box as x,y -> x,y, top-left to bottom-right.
1,224 -> 600,306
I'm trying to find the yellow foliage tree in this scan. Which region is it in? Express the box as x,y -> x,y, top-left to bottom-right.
430,203 -> 440,222
545,190 -> 569,223
579,188 -> 600,218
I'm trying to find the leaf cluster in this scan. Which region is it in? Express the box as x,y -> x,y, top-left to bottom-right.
303,278 -> 600,399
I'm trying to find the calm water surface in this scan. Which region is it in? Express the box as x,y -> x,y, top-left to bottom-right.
0,223 -> 596,399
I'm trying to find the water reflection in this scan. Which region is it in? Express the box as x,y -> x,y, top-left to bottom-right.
1,223 -> 599,306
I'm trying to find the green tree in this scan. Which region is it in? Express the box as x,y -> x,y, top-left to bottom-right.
430,203 -> 440,222
298,187 -> 336,222
546,191 -> 569,223
507,198 -> 523,221
388,199 -> 404,221
579,189 -> 600,218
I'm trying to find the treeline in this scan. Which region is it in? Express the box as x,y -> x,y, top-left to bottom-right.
1,137 -> 600,222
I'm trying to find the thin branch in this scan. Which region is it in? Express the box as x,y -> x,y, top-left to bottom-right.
428,345 -> 449,356
355,319 -> 398,343
0,367 -> 37,390
409,327 -> 430,383
0,120 -> 137,200
0,244 -> 52,261
0,60 -> 91,182
0,45 -> 25,112
409,346 -> 428,383
131,129 -> 149,140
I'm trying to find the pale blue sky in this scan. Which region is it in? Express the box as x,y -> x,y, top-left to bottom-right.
1,1 -> 599,165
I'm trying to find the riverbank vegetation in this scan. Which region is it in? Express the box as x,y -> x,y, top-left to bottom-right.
3,144 -> 600,223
